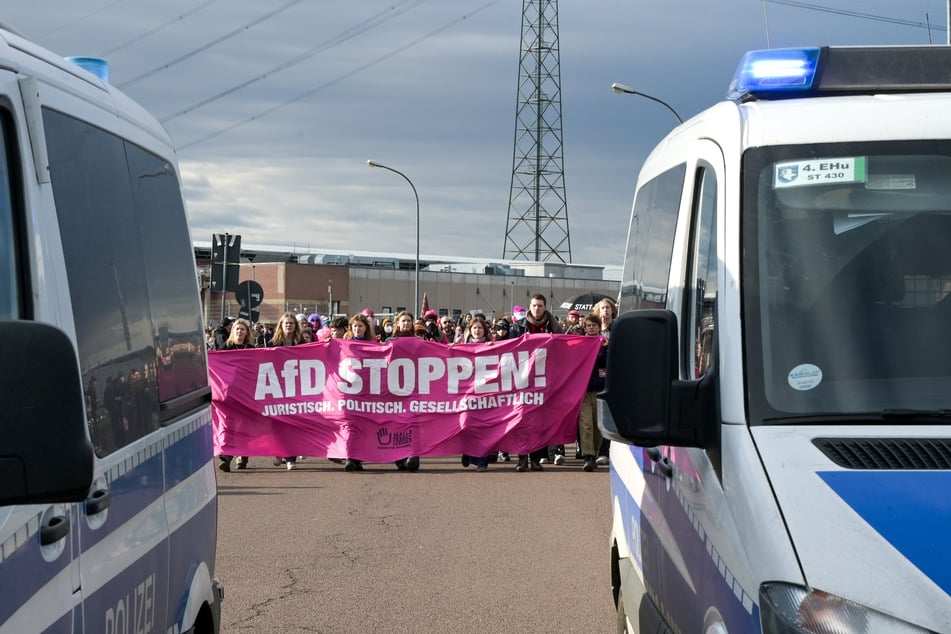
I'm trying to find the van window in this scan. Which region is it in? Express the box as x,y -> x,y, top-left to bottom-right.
620,164 -> 686,312
686,167 -> 717,379
126,144 -> 208,405
743,141 -> 951,420
43,108 -> 207,455
0,109 -> 20,321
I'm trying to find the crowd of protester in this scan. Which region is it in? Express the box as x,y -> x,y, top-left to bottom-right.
208,293 -> 615,474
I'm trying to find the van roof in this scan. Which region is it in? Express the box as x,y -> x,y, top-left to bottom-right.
0,23 -> 174,153
727,46 -> 951,103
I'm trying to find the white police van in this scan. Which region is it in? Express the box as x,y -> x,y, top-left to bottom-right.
601,46 -> 951,634
0,23 -> 222,633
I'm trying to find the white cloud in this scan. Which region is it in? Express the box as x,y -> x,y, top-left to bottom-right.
6,0 -> 947,266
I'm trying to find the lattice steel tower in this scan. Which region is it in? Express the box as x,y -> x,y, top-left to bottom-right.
503,0 -> 571,262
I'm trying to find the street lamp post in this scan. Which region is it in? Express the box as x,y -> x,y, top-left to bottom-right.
611,82 -> 684,124
368,160 -> 420,316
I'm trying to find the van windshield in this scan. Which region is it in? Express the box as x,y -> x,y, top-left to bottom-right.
743,141 -> 951,422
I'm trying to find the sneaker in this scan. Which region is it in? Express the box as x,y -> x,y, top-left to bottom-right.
273,457 -> 283,467
236,457 -> 247,470
539,458 -> 549,464
476,465 -> 488,472
596,455 -> 609,466
460,455 -> 471,468
344,459 -> 360,472
405,456 -> 420,472
286,461 -> 296,470
583,456 -> 597,472
394,459 -> 408,471
530,461 -> 544,472
217,458 -> 230,473
499,451 -> 510,462
516,455 -> 528,472
553,454 -> 565,466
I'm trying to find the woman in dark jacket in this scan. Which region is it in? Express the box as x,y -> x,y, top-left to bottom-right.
268,312 -> 302,470
218,319 -> 255,472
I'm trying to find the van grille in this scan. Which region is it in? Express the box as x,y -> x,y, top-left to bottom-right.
813,438 -> 951,469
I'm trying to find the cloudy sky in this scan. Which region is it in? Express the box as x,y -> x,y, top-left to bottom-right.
5,0 -> 947,266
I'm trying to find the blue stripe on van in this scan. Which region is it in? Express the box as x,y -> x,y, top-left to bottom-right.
819,471 -> 951,596
165,416 -> 214,488
80,416 -> 211,552
80,450 -> 165,553
612,445 -> 761,632
0,512 -> 73,626
0,414 -> 214,630
81,500 -> 216,633
83,416 -> 213,550
166,500 -> 218,628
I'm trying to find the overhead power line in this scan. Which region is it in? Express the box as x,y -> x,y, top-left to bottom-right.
160,0 -> 431,124
35,0 -> 125,39
177,0 -> 499,151
98,0 -> 220,58
768,0 -> 946,32
117,0 -> 305,89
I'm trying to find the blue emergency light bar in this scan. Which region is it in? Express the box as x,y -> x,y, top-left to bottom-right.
727,46 -> 951,102
66,56 -> 109,83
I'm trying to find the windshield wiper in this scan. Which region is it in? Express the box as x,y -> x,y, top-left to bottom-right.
763,410 -> 951,424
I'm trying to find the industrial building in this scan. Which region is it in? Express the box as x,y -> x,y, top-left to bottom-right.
195,241 -> 620,326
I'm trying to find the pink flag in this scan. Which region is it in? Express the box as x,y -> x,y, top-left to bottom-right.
209,334 -> 602,461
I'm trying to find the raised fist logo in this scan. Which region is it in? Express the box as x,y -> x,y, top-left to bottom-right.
377,428 -> 392,446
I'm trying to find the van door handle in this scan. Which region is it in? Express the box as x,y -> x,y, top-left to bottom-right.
40,513 -> 70,546
85,488 -> 112,515
646,447 -> 674,478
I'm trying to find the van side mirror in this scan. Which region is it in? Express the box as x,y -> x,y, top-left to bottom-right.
598,310 -> 717,449
0,322 -> 94,505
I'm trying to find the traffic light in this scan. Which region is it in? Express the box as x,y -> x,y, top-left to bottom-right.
210,233 -> 241,293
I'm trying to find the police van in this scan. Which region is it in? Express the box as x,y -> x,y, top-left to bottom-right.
0,23 -> 222,633
601,46 -> 951,633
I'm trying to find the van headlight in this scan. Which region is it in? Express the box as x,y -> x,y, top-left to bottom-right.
760,583 -> 934,633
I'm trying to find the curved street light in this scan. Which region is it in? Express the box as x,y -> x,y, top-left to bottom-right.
611,82 -> 684,124
367,160 -> 420,316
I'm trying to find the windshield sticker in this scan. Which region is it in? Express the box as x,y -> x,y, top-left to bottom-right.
788,364 -> 822,391
865,173 -> 917,190
773,157 -> 867,189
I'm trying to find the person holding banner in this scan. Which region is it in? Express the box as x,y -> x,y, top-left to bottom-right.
595,297 -> 618,466
490,317 -> 514,462
578,314 -> 607,471
268,312 -> 303,470
510,294 -> 562,472
439,315 -> 456,343
458,315 -> 494,472
340,313 -> 378,472
217,318 -> 256,472
345,313 -> 376,342
385,311 -> 421,471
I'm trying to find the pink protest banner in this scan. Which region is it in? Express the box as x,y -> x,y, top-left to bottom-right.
209,334 -> 602,461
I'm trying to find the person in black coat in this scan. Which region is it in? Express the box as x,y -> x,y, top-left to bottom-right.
508,294 -> 562,472
212,316 -> 235,351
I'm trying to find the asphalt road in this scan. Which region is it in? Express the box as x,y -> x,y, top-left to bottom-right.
215,454 -> 617,632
